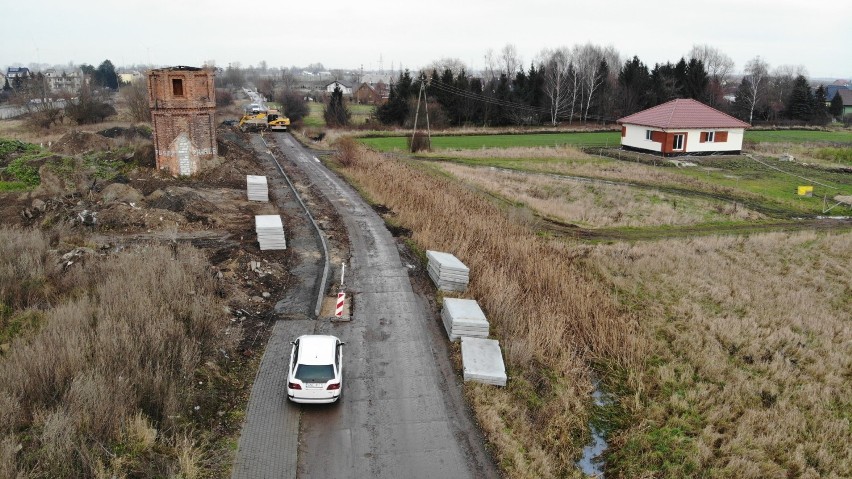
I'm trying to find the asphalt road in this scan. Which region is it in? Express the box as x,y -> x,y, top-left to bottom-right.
271,133 -> 498,479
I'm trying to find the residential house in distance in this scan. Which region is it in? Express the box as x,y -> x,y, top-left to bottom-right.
324,80 -> 352,95
354,81 -> 388,104
44,69 -> 83,93
618,98 -> 750,156
835,90 -> 852,116
118,71 -> 145,85
6,67 -> 31,88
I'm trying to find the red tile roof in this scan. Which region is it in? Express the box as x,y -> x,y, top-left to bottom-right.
617,98 -> 750,129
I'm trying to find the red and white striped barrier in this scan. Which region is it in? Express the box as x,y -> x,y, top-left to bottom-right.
335,292 -> 346,317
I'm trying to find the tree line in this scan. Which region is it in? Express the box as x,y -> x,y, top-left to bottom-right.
375,44 -> 844,128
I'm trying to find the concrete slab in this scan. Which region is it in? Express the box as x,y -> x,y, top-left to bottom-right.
461,337 -> 507,386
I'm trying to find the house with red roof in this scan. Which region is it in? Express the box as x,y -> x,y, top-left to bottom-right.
617,99 -> 750,156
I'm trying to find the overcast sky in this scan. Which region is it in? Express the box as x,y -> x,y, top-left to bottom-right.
4,0 -> 851,78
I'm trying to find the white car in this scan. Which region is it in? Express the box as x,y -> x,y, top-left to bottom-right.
287,335 -> 344,403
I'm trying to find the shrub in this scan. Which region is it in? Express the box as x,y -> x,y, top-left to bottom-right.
277,90 -> 309,123
334,137 -> 359,167
215,88 -> 233,107
0,227 -> 232,476
407,131 -> 431,152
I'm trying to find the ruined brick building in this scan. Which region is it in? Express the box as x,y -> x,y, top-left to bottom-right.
147,66 -> 217,176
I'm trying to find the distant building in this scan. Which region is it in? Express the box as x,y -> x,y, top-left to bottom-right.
44,69 -> 83,93
617,99 -> 750,156
5,67 -> 30,88
354,82 -> 388,104
835,90 -> 852,116
324,80 -> 352,95
147,66 -> 217,176
118,71 -> 145,85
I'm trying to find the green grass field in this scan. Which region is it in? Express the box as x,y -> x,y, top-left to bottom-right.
303,102 -> 375,128
359,129 -> 851,152
360,131 -> 621,151
744,129 -> 852,144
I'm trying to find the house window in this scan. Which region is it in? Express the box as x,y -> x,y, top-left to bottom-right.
646,130 -> 653,140
672,134 -> 684,150
172,78 -> 184,96
707,131 -> 715,142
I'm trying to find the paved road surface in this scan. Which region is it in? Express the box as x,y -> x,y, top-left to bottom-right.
271,133 -> 498,479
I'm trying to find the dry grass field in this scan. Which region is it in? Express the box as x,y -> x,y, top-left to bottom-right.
437,162 -> 763,228
588,232 -> 852,478
0,227 -> 237,477
335,141 -> 852,478
335,143 -> 645,478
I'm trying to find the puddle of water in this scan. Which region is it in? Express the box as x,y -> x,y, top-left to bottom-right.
576,382 -> 609,477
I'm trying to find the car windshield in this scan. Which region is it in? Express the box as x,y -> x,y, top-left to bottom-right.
295,364 -> 335,383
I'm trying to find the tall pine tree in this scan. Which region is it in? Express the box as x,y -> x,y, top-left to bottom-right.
785,75 -> 813,122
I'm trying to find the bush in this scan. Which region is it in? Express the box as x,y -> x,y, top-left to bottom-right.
215,88 -> 233,107
334,137 -> 359,167
0,227 -> 233,477
407,131 -> 431,152
277,90 -> 309,122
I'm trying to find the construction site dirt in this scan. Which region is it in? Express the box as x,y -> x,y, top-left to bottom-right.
0,125 -> 350,471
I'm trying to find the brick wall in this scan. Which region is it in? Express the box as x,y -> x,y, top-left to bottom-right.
147,67 -> 217,176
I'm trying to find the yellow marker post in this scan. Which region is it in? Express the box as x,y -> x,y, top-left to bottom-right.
797,186 -> 813,197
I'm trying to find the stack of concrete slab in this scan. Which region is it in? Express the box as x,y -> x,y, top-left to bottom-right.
255,215 -> 286,250
246,175 -> 269,202
441,298 -> 489,341
426,250 -> 469,292
461,337 -> 507,386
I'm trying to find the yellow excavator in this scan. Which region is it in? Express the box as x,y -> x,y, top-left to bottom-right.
239,108 -> 290,132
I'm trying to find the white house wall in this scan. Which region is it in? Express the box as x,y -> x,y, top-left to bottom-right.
622,125 -> 662,152
622,125 -> 744,153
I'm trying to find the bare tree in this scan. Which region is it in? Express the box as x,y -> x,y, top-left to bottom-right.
541,47 -> 575,125
688,44 -> 734,85
423,57 -> 468,77
121,79 -> 151,122
689,44 -> 734,106
499,44 -> 522,78
770,64 -> 809,116
742,56 -> 770,124
575,43 -> 607,122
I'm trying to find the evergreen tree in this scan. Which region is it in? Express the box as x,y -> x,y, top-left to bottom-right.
829,91 -> 844,117
376,70 -> 413,125
618,56 -> 652,116
2,77 -> 11,92
95,60 -> 119,90
323,86 -> 350,127
785,75 -> 813,122
811,85 -> 829,124
683,58 -> 709,101
732,78 -> 754,121
651,62 -> 680,104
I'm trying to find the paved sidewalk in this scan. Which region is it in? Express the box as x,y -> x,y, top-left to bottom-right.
231,138 -> 323,479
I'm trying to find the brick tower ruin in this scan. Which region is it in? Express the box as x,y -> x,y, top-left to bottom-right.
147,66 -> 217,176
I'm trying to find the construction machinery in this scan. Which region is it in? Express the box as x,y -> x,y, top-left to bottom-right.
239,108 -> 290,132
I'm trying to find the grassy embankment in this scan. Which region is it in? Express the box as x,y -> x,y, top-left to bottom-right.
0,227 -> 240,477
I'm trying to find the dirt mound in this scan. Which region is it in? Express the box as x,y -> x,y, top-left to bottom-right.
97,203 -> 187,231
50,130 -> 112,155
101,183 -> 144,204
97,125 -> 153,140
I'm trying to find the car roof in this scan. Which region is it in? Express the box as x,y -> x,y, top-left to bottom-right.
296,335 -> 339,365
